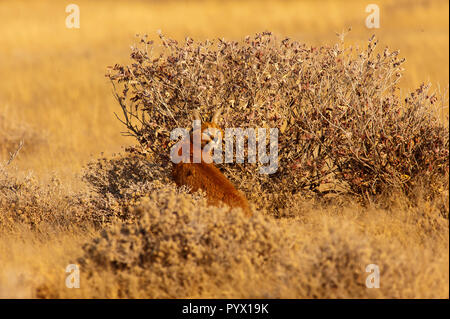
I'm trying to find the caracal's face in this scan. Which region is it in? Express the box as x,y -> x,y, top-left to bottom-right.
198,122 -> 224,149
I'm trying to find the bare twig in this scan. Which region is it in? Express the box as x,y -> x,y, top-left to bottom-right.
6,140 -> 24,166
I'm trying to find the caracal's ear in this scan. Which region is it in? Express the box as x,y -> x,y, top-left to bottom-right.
211,107 -> 222,124
193,109 -> 201,122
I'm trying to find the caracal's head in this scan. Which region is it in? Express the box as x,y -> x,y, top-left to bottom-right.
192,108 -> 224,149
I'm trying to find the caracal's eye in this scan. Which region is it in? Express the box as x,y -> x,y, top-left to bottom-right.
203,128 -> 222,142
202,131 -> 212,142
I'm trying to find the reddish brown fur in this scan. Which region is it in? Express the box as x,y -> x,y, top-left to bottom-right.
172,121 -> 252,216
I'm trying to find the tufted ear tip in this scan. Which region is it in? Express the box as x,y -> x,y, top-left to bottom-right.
193,109 -> 201,121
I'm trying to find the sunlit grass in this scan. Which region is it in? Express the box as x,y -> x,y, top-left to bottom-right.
0,0 -> 448,299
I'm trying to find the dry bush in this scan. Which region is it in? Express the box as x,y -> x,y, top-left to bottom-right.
1,150 -> 446,298
107,32 -> 449,205
78,186 -> 284,298
0,148 -> 159,232
0,149 -> 173,232
0,158 -> 109,232
73,186 -> 448,299
82,150 -> 179,224
0,164 -> 86,232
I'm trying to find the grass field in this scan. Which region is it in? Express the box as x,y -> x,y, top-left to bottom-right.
0,0 -> 448,298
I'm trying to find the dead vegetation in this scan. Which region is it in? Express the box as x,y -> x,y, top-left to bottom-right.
0,32 -> 448,299
0,111 -> 47,160
108,32 -> 449,206
0,144 -> 447,298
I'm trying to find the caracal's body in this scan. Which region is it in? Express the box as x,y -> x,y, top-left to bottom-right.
172,109 -> 252,216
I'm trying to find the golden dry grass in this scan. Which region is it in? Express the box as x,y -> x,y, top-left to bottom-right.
0,0 -> 448,298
